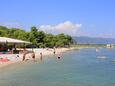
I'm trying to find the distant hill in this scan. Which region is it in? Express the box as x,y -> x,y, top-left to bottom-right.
73,36 -> 115,44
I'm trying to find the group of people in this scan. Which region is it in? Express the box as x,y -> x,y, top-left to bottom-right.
22,48 -> 38,61
22,47 -> 61,62
22,50 -> 43,62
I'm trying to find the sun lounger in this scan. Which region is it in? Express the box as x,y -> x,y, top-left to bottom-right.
0,58 -> 10,62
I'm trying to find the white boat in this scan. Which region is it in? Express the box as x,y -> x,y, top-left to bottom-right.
97,56 -> 107,59
96,48 -> 99,52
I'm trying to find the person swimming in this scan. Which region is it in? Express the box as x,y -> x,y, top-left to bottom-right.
57,53 -> 62,60
58,56 -> 61,59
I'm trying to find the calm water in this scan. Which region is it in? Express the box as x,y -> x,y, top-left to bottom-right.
0,48 -> 115,86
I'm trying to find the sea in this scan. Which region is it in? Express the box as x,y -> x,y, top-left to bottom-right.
0,48 -> 115,86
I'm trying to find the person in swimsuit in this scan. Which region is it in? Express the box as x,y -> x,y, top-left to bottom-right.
53,47 -> 56,54
32,51 -> 35,61
40,52 -> 43,61
22,48 -> 27,61
23,53 -> 26,61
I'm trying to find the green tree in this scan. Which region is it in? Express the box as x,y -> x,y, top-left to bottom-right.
44,33 -> 55,47
28,26 -> 38,45
0,26 -> 9,37
0,25 -> 74,48
55,33 -> 73,47
36,31 -> 46,47
8,28 -> 28,40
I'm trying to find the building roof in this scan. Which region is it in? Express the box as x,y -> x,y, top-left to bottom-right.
0,37 -> 30,44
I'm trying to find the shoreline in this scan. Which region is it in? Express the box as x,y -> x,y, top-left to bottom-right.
0,46 -> 110,69
0,47 -> 79,69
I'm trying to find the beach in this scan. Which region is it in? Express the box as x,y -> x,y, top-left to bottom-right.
0,47 -> 78,68
0,48 -> 115,86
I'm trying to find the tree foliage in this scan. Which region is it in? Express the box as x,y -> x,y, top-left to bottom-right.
0,26 -> 73,47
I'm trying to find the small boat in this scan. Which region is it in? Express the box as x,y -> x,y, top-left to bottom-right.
97,56 -> 107,59
96,48 -> 99,52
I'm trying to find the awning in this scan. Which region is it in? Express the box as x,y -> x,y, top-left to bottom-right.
0,37 -> 30,44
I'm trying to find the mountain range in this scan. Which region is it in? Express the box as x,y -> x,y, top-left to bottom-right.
73,37 -> 115,44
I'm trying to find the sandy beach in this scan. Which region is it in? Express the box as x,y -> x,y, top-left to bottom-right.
0,47 -> 78,68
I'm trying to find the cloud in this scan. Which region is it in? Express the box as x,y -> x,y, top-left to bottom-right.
39,21 -> 82,36
55,21 -> 82,29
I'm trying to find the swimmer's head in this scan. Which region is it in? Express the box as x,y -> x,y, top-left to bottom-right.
58,56 -> 61,59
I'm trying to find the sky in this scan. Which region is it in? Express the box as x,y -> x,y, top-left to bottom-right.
0,0 -> 115,38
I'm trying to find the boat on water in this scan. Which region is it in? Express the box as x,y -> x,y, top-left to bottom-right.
96,48 -> 99,52
97,56 -> 107,59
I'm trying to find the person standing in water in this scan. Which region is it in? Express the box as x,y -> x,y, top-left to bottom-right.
22,48 -> 26,61
23,53 -> 26,61
53,46 -> 56,54
40,52 -> 43,61
32,51 -> 35,61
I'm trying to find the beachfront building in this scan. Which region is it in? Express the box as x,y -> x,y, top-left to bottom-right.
0,37 -> 30,54
0,37 -> 32,63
